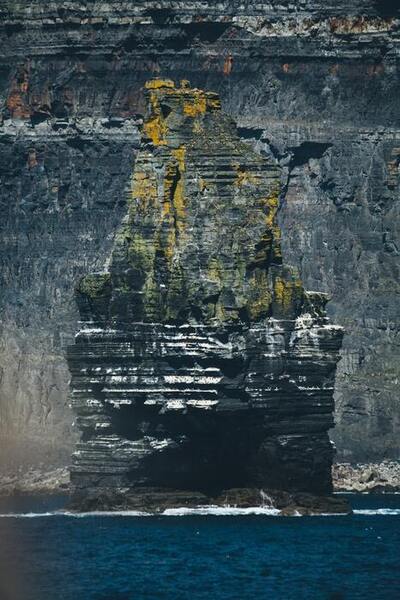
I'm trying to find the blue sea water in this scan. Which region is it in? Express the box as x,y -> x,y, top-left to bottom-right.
0,495 -> 399,600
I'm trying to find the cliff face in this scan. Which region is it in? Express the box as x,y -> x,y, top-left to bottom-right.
0,1 -> 399,473
67,80 -> 343,508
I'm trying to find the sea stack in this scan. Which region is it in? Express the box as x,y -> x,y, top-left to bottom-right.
67,79 -> 345,512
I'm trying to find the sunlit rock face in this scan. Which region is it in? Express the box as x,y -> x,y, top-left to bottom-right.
67,80 -> 343,509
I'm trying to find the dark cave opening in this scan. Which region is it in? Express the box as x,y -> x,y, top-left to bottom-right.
107,401 -> 265,493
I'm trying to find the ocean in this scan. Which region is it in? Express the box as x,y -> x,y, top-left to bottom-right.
0,494 -> 399,600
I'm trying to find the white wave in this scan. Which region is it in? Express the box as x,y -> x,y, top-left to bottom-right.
353,508 -> 400,516
0,510 -> 148,518
0,512 -> 56,518
0,507 -> 280,518
309,513 -> 350,517
161,506 -> 281,516
1,506 -> 398,519
334,491 -> 400,496
63,510 -> 150,517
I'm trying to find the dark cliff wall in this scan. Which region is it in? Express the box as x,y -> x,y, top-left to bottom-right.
0,1 -> 399,468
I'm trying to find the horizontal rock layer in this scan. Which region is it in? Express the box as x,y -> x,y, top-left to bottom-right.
69,313 -> 342,497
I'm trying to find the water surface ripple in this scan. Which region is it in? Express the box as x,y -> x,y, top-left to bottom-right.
0,494 -> 399,599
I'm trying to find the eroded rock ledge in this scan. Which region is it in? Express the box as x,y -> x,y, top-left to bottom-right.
67,79 -> 345,512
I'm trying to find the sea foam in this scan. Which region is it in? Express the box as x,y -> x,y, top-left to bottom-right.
353,508 -> 400,516
1,506 -> 399,518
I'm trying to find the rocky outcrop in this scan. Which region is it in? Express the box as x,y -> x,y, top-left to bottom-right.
67,80 -> 343,510
0,467 -> 69,497
0,1 -> 399,476
333,461 -> 400,493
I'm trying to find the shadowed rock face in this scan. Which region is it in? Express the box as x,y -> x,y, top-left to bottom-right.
67,80 -> 343,508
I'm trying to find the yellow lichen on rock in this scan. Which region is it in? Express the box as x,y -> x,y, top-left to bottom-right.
264,189 -> 279,227
273,276 -> 303,313
131,169 -> 158,212
207,97 -> 221,110
145,79 -> 175,90
143,115 -> 166,145
234,166 -> 258,187
263,188 -> 283,262
183,93 -> 207,117
143,80 -> 222,145
172,146 -> 186,171
206,257 -> 223,285
246,271 -> 271,321
192,119 -> 203,134
143,91 -> 168,146
170,147 -> 186,229
128,232 -> 155,273
127,79 -> 301,324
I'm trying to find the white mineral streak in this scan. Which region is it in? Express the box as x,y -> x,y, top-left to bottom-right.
162,400 -> 186,411
186,400 -> 219,409
149,438 -> 175,451
163,375 -> 222,384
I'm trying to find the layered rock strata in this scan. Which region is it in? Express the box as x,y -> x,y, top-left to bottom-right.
1,1 -> 400,474
67,80 -> 343,509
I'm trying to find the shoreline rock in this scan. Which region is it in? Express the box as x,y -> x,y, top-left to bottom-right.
0,467 -> 70,497
2,462 -> 399,499
332,461 -> 400,493
68,486 -> 352,516
0,467 -> 351,515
